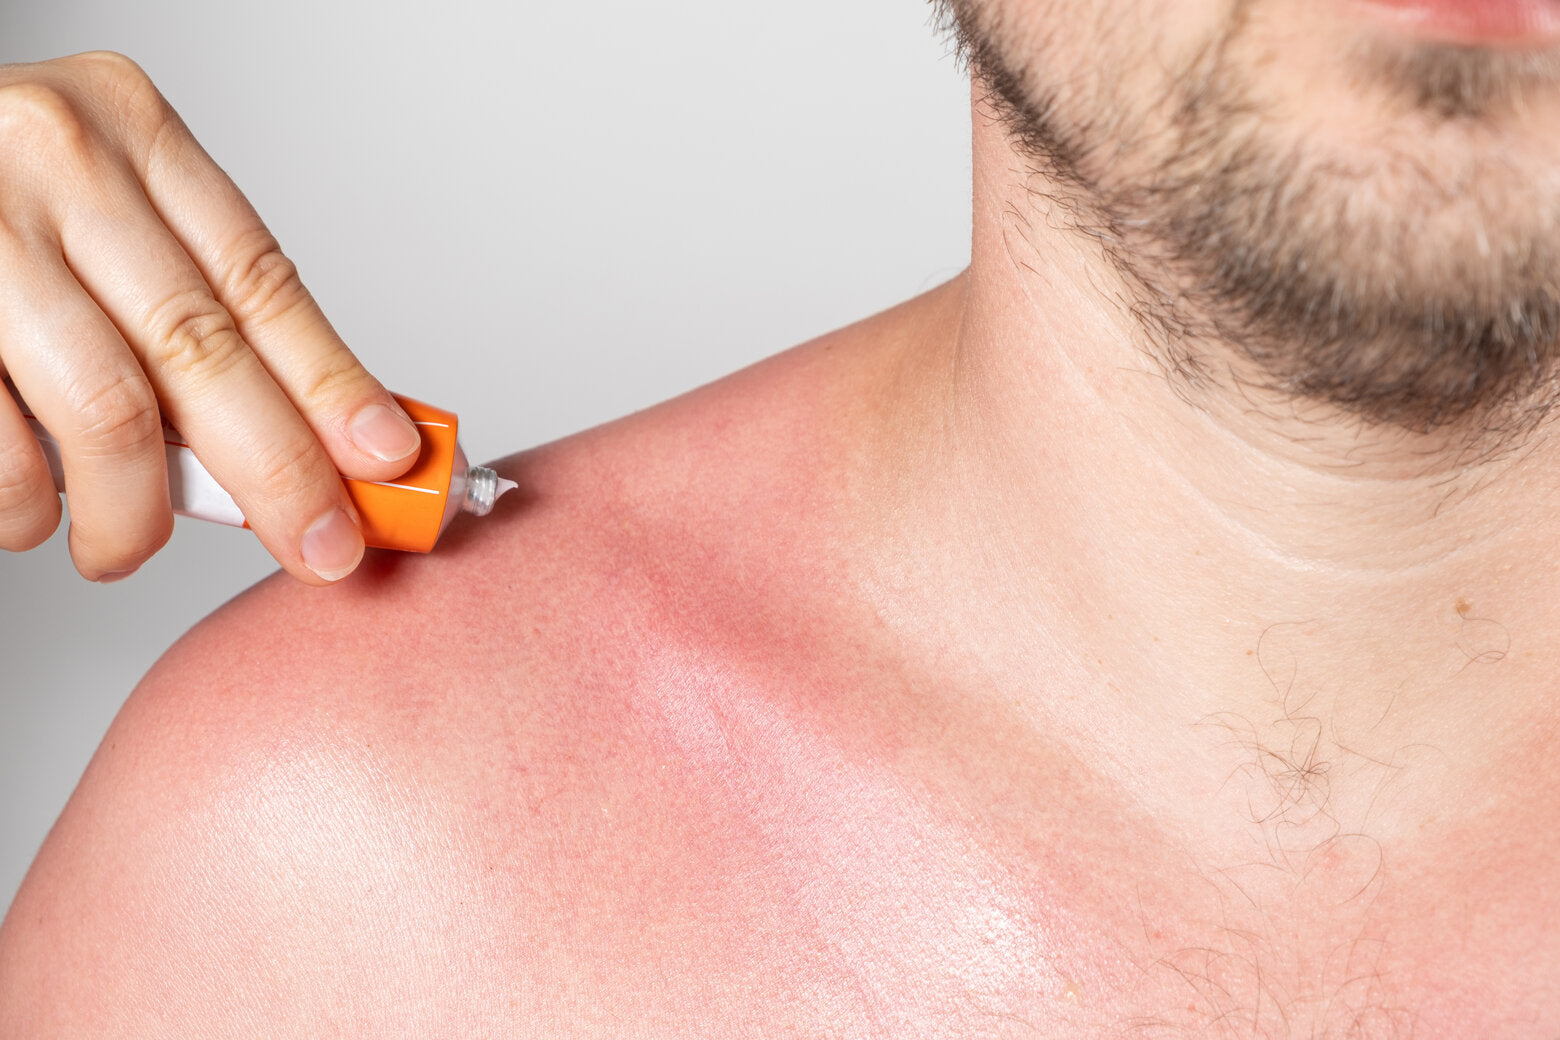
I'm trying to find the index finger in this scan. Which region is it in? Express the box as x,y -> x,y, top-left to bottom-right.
102,53 -> 424,479
60,191 -> 368,584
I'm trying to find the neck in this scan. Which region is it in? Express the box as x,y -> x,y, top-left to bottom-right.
868,104 -> 1560,850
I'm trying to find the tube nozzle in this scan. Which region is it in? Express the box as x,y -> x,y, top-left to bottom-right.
461,466 -> 516,517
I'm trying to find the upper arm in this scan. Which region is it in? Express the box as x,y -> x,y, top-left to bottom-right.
0,568 -> 548,1037
0,442 -> 738,1037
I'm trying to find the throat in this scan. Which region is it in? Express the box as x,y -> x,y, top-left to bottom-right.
899,278 -> 1560,812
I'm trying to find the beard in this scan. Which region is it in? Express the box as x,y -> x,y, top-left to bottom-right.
937,0 -> 1560,436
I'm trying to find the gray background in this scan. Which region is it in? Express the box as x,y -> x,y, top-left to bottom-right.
0,1 -> 971,916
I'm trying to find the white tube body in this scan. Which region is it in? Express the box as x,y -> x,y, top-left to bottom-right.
26,414 -> 248,528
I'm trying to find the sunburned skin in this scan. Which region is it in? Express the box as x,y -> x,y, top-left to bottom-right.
12,0 -> 1560,1026
3,287 -> 1560,1037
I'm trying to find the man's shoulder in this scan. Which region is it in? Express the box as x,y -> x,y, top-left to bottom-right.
0,329 -> 900,1036
145,313 -> 883,751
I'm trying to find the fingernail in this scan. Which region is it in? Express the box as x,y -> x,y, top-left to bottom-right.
301,508 -> 364,582
98,568 -> 137,584
350,403 -> 422,463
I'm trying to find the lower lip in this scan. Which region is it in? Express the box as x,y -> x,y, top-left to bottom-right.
1353,0 -> 1560,45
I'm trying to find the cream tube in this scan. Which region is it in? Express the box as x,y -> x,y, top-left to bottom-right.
10,384 -> 515,553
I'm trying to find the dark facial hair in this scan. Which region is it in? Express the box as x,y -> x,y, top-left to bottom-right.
937,0 -> 1560,436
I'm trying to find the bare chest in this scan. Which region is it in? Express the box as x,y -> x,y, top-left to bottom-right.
559,798 -> 1560,1036
497,662 -> 1560,1038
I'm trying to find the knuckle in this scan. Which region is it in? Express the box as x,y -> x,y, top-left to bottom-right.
219,235 -> 310,325
249,434 -> 326,505
68,50 -> 152,89
298,354 -> 373,410
145,289 -> 246,379
0,79 -> 95,165
68,377 -> 163,460
53,51 -> 181,176
69,50 -> 163,124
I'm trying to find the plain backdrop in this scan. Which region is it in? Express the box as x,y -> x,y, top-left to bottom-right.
0,0 -> 971,916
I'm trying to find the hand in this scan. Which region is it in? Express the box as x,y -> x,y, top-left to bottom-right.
0,51 -> 422,584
